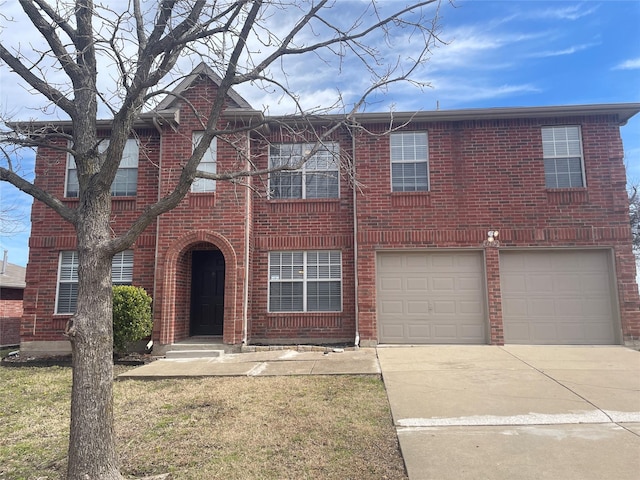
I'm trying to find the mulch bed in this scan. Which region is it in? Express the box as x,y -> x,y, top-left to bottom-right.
1,351 -> 157,367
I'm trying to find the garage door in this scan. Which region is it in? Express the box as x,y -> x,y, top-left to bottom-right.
377,251 -> 486,344
500,250 -> 617,344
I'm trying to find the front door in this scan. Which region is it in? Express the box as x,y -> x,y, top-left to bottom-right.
190,250 -> 225,336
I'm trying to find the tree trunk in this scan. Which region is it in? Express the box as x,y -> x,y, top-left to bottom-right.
66,198 -> 124,479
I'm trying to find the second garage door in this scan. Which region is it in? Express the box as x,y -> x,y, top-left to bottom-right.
500,250 -> 618,344
377,251 -> 486,344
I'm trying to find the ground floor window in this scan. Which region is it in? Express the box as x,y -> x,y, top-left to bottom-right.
268,250 -> 342,312
56,250 -> 134,314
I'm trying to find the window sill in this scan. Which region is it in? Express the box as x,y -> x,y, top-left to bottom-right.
267,197 -> 340,203
267,311 -> 343,315
267,198 -> 340,213
266,312 -> 343,329
62,197 -> 137,211
390,191 -> 431,207
546,188 -> 588,205
189,192 -> 216,208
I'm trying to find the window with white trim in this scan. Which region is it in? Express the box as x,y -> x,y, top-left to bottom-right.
268,251 -> 342,312
390,131 -> 429,192
269,143 -> 339,199
542,126 -> 585,188
56,250 -> 134,314
66,139 -> 139,197
191,132 -> 217,193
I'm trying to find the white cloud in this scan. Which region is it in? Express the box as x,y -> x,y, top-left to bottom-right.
528,42 -> 599,58
527,3 -> 599,21
427,26 -> 547,71
613,58 -> 640,70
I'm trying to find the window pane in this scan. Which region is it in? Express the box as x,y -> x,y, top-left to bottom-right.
269,143 -> 339,199
112,251 -> 133,283
556,173 -> 571,188
390,132 -> 428,162
392,162 -> 428,192
305,171 -> 339,198
67,168 -> 79,197
270,282 -> 304,312
67,139 -> 138,197
307,281 -> 341,311
270,252 -> 303,280
121,139 -> 140,168
112,168 -> 138,196
391,132 -> 428,192
271,172 -> 303,199
269,250 -> 342,312
60,251 -> 79,282
192,133 -> 217,193
542,127 -> 584,188
57,283 -> 78,314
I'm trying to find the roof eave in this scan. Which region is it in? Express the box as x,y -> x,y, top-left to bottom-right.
350,103 -> 640,125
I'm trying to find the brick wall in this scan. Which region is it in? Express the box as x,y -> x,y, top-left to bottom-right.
152,75 -> 251,346
353,116 -> 639,344
21,76 -> 640,349
1,288 -> 23,346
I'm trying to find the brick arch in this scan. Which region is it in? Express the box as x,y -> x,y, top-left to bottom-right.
158,230 -> 238,345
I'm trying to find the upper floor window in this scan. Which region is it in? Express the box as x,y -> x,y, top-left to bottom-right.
56,250 -> 133,314
191,132 -> 217,193
542,126 -> 585,188
66,138 -> 139,197
268,250 -> 342,312
391,131 -> 429,192
269,143 -> 339,199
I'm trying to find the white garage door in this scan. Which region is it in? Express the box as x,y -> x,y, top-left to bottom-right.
500,250 -> 618,344
377,251 -> 486,344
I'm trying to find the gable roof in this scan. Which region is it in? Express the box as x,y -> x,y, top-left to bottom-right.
154,62 -> 254,112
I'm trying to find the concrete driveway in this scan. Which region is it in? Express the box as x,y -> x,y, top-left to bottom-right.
377,345 -> 640,480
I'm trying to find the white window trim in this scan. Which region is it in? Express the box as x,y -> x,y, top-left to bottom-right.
390,131 -> 430,192
268,142 -> 340,199
191,132 -> 217,193
542,125 -> 587,189
55,250 -> 134,314
268,250 -> 343,313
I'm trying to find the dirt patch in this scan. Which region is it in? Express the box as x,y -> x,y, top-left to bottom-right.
1,351 -> 157,367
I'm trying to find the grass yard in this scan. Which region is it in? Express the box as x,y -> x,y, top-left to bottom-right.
0,365 -> 407,479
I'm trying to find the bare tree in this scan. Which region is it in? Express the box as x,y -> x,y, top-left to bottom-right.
0,1 -> 444,478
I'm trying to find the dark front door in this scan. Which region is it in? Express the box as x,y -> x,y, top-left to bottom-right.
190,250 -> 225,336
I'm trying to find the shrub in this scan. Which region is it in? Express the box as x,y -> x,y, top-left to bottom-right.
112,285 -> 153,353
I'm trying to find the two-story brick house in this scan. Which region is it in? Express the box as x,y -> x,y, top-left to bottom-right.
19,64 -> 640,356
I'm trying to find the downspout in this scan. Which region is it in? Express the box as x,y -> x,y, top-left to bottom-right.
151,116 -> 163,348
242,130 -> 251,344
351,125 -> 360,348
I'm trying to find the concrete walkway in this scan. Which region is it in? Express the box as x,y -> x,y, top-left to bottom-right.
378,345 -> 640,480
117,348 -> 380,379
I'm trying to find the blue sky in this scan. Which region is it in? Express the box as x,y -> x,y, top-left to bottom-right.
1,0 -> 639,268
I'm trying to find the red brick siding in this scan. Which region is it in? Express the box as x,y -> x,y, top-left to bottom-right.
152,76 -> 251,346
21,77 -> 640,348
249,128 -> 356,343
353,117 -> 639,344
1,289 -> 23,346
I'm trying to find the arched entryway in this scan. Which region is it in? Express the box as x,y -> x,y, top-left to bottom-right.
190,249 -> 225,336
157,230 -> 238,346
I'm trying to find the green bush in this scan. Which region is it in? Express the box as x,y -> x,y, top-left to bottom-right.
112,285 -> 153,353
